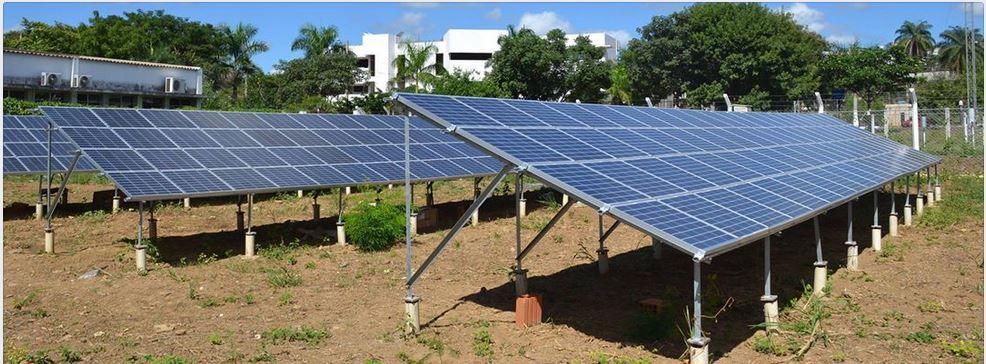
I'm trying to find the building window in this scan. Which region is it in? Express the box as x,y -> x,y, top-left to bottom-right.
108,95 -> 136,108
35,91 -> 68,102
368,55 -> 376,76
449,53 -> 492,61
3,89 -> 25,100
77,93 -> 103,106
435,53 -> 445,74
143,97 -> 164,109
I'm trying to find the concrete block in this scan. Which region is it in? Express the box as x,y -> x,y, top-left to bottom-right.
812,261 -> 827,297
44,229 -> 54,254
888,212 -> 899,237
597,248 -> 609,275
244,232 -> 256,257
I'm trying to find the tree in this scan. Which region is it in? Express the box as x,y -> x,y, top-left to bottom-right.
938,26 -> 984,73
291,23 -> 342,57
391,40 -> 438,92
894,20 -> 935,59
275,51 -> 364,98
608,63 -> 633,105
818,46 -> 920,110
486,27 -> 567,100
620,3 -> 826,109
431,70 -> 506,98
219,23 -> 269,101
563,36 -> 612,103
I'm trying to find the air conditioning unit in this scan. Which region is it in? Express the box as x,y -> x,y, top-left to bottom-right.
71,75 -> 91,88
40,72 -> 60,87
164,77 -> 183,93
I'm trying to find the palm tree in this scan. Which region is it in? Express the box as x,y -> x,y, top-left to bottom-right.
938,26 -> 984,73
390,40 -> 438,92
220,23 -> 269,101
291,23 -> 342,57
894,20 -> 935,58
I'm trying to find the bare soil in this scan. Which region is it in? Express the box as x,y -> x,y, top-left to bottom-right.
3,157 -> 982,363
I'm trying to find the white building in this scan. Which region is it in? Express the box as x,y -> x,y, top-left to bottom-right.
3,49 -> 204,108
348,29 -> 621,94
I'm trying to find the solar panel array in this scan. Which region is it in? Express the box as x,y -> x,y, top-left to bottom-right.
3,115 -> 98,175
39,107 -> 502,201
396,93 -> 941,258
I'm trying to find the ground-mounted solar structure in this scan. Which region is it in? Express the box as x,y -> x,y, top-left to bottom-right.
38,106 -> 502,271
393,93 -> 942,363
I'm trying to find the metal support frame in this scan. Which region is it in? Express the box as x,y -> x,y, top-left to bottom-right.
425,181 -> 434,206
246,194 -> 254,233
890,181 -> 897,215
846,199 -> 859,270
687,258 -> 709,351
517,199 -> 575,262
763,237 -> 771,297
872,191 -> 880,227
904,175 -> 912,207
812,216 -> 827,296
136,201 -> 146,271
406,165 -> 512,288
513,171 -> 526,294
814,216 -> 824,263
312,191 -> 320,220
846,200 -> 854,243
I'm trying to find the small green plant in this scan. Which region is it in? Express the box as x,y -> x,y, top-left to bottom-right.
198,297 -> 222,308
917,301 -> 945,313
260,240 -> 301,261
13,291 -> 39,310
262,326 -> 329,345
906,330 -> 935,344
588,351 -> 651,364
266,268 -> 303,288
59,346 -> 82,362
243,294 -> 256,305
750,334 -> 789,356
941,339 -> 983,358
79,210 -> 108,222
304,261 -> 316,270
138,354 -> 190,364
345,203 -> 405,251
208,332 -> 224,345
627,310 -> 676,343
472,321 -> 494,360
278,292 -> 295,306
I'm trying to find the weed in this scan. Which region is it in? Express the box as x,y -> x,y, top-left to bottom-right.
472,321 -> 494,360
208,332 -> 224,345
30,309 -> 49,318
417,334 -> 456,356
627,310 -> 676,343
750,334 -> 790,356
345,203 -> 405,251
59,346 -> 82,362
243,294 -> 256,305
166,269 -> 188,283
79,210 -> 108,222
265,267 -> 303,288
198,297 -> 222,308
260,240 -> 301,261
304,261 -> 316,270
588,351 -> 650,364
364,359 -> 383,364
13,291 -> 38,310
832,351 -> 847,362
907,330 -> 935,344
919,175 -> 984,229
278,292 -> 295,306
250,348 -> 275,362
941,339 -> 983,358
137,354 -> 190,364
882,310 -> 906,323
918,301 -> 945,313
196,252 -> 219,265
262,326 -> 329,345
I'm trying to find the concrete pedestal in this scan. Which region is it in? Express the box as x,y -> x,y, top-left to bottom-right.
112,196 -> 121,213
871,225 -> 882,252
410,213 -> 418,236
519,198 -> 527,218
183,197 -> 191,209
148,218 -> 158,241
345,186 -> 351,195
135,245 -> 147,272
44,228 -> 54,254
935,186 -> 942,202
687,337 -> 710,364
845,241 -> 858,271
35,203 -> 43,220
470,209 -> 479,226
312,203 -> 320,220
652,237 -> 663,260
236,211 -> 245,231
812,261 -> 828,297
244,232 -> 256,258
927,192 -> 935,207
513,268 -> 528,296
297,190 -> 304,198
404,296 -> 421,334
904,206 -> 913,226
597,248 -> 609,275
916,197 -> 924,215
889,212 -> 899,237
761,295 -> 779,334
336,222 -> 347,245
562,194 -> 569,206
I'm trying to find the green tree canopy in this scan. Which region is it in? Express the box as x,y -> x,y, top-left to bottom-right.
486,27 -> 567,100
894,20 -> 935,59
938,26 -> 984,73
218,22 -> 270,101
563,36 -> 613,103
291,23 -> 343,57
619,3 -> 827,109
818,46 -> 920,109
430,70 -> 507,98
391,40 -> 439,92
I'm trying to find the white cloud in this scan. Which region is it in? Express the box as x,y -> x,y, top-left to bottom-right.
400,12 -> 425,27
956,3 -> 984,15
788,3 -> 826,32
391,12 -> 426,35
826,34 -> 858,45
485,7 -> 502,21
518,11 -> 571,34
402,3 -> 439,9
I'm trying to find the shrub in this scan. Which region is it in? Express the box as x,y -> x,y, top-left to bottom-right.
345,203 -> 405,251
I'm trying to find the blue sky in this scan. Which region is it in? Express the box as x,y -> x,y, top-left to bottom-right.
3,2 -> 982,72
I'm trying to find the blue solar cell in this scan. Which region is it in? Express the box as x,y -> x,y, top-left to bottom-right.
6,143 -> 48,156
19,157 -> 61,172
92,109 -> 152,128
278,130 -> 326,146
542,102 -> 620,127
186,149 -> 247,168
423,143 -> 467,159
306,146 -> 357,164
41,107 -> 105,127
6,129 -> 38,143
319,114 -> 363,129
4,157 -> 25,173
223,112 -> 271,128
115,128 -> 178,149
141,150 -> 203,170
503,100 -> 588,127
536,164 -> 647,204
366,162 -> 405,180
256,167 -> 316,188
449,157 -> 491,175
331,164 -> 384,183
410,144 -> 442,161
162,129 -> 221,148
140,109 -> 195,128
244,130 -> 296,147
310,129 -> 359,145
584,160 -> 684,198
562,129 -> 646,158
205,130 -> 261,148
292,114 -> 334,129
349,115 -> 389,129
342,146 -> 386,163
344,129 -> 387,145
457,97 -> 548,127
372,129 -> 404,144
212,168 -> 277,189
408,161 -> 444,179
235,148 -> 285,167
269,147 -> 323,165
467,129 -> 568,163
163,170 -> 231,193
519,129 -> 610,161
182,111 -> 235,128
423,159 -> 470,177
108,171 -> 183,196
4,116 -> 25,129
257,114 -> 304,129
299,165 -> 353,185
85,149 -> 152,172
371,145 -> 407,161
399,93 -> 503,126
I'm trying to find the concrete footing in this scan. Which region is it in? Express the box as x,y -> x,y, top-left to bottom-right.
44,228 -> 54,253
236,211 -> 245,231
135,245 -> 147,272
927,192 -> 935,207
35,203 -> 43,220
519,198 -> 527,218
761,295 -> 779,334
597,248 -> 609,274
112,196 -> 121,213
652,237 -> 663,260
513,268 -> 528,296
871,225 -> 882,252
812,261 -> 828,296
410,213 -> 418,236
148,218 -> 158,240
904,206 -> 913,226
345,186 -> 351,195
845,241 -> 858,270
336,222 -> 347,245
312,203 -> 320,220
244,232 -> 256,257
297,190 -> 304,198
183,197 -> 191,209
935,186 -> 942,202
470,209 -> 479,226
404,296 -> 421,334
687,337 -> 710,364
562,194 -> 569,206
916,197 -> 924,215
889,212 -> 899,237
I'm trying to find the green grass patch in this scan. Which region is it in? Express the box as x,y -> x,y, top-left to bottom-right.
262,326 -> 329,346
919,175 -> 984,230
588,351 -> 651,364
265,267 -> 303,288
472,321 -> 494,361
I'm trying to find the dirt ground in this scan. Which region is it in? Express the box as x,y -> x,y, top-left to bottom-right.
3,156 -> 983,363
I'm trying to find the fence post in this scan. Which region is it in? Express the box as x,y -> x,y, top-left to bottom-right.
909,88 -> 920,150
815,92 -> 824,114
853,94 -> 859,127
723,93 -> 732,112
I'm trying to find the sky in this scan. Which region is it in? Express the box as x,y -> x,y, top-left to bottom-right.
3,2 -> 982,72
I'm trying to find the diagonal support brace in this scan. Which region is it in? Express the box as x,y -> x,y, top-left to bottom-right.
599,220 -> 622,245
517,199 -> 575,262
407,165 -> 512,287
44,150 -> 82,224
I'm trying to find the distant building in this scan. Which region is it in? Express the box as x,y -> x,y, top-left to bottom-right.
347,29 -> 621,94
3,49 -> 204,108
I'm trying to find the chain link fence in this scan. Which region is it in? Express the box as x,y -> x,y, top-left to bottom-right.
824,107 -> 983,157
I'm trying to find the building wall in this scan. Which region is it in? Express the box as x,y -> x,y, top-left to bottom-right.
349,29 -> 620,93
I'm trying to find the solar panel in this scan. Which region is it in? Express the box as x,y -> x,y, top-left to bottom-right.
39,107 -> 502,201
395,93 -> 941,259
3,115 -> 98,175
